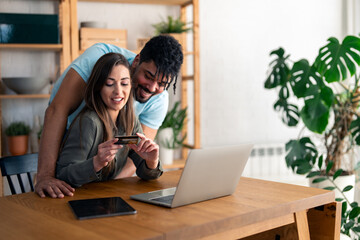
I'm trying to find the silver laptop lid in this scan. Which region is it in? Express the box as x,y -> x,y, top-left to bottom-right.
171,144 -> 253,208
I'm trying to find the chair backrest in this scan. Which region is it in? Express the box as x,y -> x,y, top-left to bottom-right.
0,153 -> 38,195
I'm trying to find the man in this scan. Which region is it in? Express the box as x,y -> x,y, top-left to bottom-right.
35,35 -> 183,198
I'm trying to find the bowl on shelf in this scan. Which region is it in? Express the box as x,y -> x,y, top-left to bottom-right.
80,21 -> 107,28
2,77 -> 50,94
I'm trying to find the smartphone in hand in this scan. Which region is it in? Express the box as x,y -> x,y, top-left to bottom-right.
115,135 -> 140,145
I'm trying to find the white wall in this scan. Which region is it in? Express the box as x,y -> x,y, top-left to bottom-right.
0,0 -> 353,152
200,0 -> 345,147
77,2 -> 180,51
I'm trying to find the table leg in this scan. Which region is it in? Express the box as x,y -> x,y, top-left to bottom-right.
308,202 -> 341,240
294,210 -> 310,240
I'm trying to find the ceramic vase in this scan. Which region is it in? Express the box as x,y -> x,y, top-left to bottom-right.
157,128 -> 174,165
309,174 -> 355,203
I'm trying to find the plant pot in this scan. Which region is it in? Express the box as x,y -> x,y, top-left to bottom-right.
7,135 -> 29,156
340,233 -> 352,240
166,33 -> 185,47
157,128 -> 174,165
159,147 -> 174,165
309,174 -> 355,203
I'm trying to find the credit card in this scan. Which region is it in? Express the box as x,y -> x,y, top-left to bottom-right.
115,135 -> 140,145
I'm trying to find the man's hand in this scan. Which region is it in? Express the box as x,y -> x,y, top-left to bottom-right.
35,176 -> 75,198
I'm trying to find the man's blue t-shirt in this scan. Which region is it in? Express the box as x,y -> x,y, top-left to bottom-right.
49,43 -> 168,130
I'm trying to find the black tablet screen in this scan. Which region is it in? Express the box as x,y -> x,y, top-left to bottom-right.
68,197 -> 136,220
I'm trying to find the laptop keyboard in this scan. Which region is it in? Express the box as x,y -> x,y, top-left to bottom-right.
151,195 -> 174,204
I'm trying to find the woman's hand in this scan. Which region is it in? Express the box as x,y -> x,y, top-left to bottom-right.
129,133 -> 159,169
93,139 -> 123,172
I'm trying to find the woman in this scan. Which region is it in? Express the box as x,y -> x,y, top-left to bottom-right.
56,53 -> 162,187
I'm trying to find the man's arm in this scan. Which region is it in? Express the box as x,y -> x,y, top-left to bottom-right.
116,123 -> 158,179
141,124 -> 158,140
35,69 -> 86,198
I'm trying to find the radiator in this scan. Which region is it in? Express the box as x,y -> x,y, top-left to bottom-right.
242,143 -> 308,186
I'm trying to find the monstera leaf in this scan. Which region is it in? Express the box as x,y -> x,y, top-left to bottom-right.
289,59 -> 324,98
273,98 -> 299,127
264,48 -> 290,89
300,85 -> 334,133
315,36 -> 360,83
285,137 -> 318,174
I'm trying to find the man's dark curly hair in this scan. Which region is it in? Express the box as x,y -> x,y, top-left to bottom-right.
139,35 -> 183,93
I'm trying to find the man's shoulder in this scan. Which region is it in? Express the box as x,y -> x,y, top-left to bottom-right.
85,43 -> 136,62
136,91 -> 168,111
148,91 -> 169,106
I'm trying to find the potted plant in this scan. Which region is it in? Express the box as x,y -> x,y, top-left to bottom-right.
152,16 -> 191,46
5,121 -> 31,156
264,35 -> 360,238
157,101 -> 187,165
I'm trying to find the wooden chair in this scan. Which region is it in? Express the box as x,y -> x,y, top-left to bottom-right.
0,153 -> 38,195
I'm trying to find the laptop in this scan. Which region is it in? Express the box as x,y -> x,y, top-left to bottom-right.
130,144 -> 253,208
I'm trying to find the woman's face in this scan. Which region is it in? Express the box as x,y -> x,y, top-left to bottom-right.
100,64 -> 131,122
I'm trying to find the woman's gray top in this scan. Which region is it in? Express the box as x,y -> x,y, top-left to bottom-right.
56,111 -> 163,187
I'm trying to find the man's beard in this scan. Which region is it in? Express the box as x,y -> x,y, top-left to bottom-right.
135,85 -> 155,103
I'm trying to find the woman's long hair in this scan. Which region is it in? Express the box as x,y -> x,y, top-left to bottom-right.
83,52 -> 135,176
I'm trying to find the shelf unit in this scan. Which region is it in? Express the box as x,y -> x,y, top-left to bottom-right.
68,0 -> 200,166
0,0 -> 72,156
0,94 -> 50,99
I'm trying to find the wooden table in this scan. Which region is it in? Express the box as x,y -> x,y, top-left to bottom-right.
0,170 -> 340,240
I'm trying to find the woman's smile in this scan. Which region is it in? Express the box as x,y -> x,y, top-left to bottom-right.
100,64 -> 131,122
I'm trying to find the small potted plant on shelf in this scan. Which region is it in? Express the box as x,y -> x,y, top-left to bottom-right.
152,16 -> 192,46
5,121 -> 31,156
264,35 -> 360,238
156,101 -> 187,165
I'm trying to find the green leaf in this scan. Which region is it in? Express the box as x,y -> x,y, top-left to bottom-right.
265,48 -> 290,89
315,36 -> 360,83
306,171 -> 321,178
318,155 -> 323,169
152,16 -> 191,34
289,61 -> 326,98
333,169 -> 343,180
5,121 -> 31,136
349,207 -> 360,219
158,101 -> 187,149
352,226 -> 360,232
323,186 -> 336,190
336,198 -> 344,202
344,220 -> 355,230
326,161 -> 334,174
343,185 -> 353,192
312,177 -> 327,183
273,99 -> 299,127
279,86 -> 290,99
285,138 -> 317,172
293,160 -> 313,174
351,202 -> 358,208
300,85 -> 333,133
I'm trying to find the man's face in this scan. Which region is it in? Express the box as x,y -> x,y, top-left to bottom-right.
131,58 -> 169,103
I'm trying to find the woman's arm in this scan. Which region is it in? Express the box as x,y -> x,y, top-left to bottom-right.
56,113 -> 122,187
116,120 -> 161,179
35,69 -> 86,198
128,133 -> 163,180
